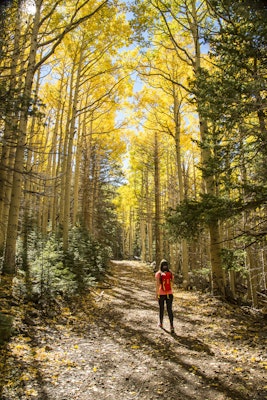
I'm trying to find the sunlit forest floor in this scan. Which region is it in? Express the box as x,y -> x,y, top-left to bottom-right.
0,260 -> 266,400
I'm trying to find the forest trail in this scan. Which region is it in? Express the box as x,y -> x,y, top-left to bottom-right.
0,260 -> 266,400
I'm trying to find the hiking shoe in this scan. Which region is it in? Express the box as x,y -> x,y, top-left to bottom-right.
170,326 -> 175,333
158,323 -> 163,329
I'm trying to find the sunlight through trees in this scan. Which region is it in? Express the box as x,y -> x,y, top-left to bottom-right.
0,0 -> 266,310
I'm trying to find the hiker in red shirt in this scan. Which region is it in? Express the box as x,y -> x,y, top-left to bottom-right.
155,259 -> 174,333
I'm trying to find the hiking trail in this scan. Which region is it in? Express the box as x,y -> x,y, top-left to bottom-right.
1,260 -> 266,400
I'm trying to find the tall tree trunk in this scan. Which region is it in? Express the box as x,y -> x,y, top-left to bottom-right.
63,50 -> 83,251
40,67 -> 63,233
128,207 -> 134,258
52,103 -> 65,231
73,88 -> 89,227
173,86 -> 189,288
81,119 -> 93,231
247,247 -> 259,308
41,118 -> 53,235
146,172 -> 153,262
73,113 -> 83,226
140,171 -> 147,261
209,220 -> 225,295
91,151 -> 101,238
140,213 -> 146,261
155,0 -> 225,295
59,69 -> 74,229
191,0 -> 225,296
0,6 -> 22,252
2,0 -> 42,275
154,131 -> 161,266
24,64 -> 42,226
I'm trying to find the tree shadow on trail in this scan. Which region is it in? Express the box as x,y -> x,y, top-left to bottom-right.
1,261 -> 265,400
72,287 -> 251,400
87,303 -> 251,400
76,260 -> 266,400
165,330 -> 214,355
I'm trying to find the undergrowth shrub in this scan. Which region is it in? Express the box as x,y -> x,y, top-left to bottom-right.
15,226 -> 112,304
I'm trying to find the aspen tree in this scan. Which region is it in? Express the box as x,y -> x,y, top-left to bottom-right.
195,0 -> 267,300
146,174 -> 154,262
139,184 -> 147,261
73,111 -> 85,227
3,0 -> 42,275
0,5 -> 23,252
154,130 -> 162,266
172,84 -> 189,287
62,47 -> 83,251
2,0 -> 109,274
146,0 -> 225,295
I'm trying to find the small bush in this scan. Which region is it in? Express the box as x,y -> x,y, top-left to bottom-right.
16,227 -> 111,303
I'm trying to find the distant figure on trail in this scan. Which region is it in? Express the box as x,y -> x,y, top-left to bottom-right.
155,259 -> 174,333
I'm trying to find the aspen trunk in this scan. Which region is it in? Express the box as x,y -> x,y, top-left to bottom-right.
173,88 -> 189,288
43,71 -> 66,233
154,131 -> 161,266
73,88 -> 89,227
24,66 -> 42,232
63,51 -> 83,251
147,200 -> 153,262
2,0 -> 41,274
0,7 -> 22,251
73,113 -> 83,226
140,172 -> 147,261
59,69 -> 74,228
140,214 -> 146,261
52,104 -> 65,231
91,152 -> 101,238
41,118 -> 53,235
128,208 -> 134,258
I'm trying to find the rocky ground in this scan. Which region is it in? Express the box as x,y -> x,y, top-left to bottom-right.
0,260 -> 266,400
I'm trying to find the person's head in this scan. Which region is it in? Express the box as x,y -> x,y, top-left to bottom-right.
159,259 -> 169,272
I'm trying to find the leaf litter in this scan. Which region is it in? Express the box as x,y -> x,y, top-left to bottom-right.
0,260 -> 266,400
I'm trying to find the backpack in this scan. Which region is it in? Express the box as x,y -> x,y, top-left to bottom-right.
160,271 -> 173,291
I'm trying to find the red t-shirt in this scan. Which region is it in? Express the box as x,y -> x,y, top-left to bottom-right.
155,271 -> 173,295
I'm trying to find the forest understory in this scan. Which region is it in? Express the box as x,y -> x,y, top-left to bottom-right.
0,260 -> 266,400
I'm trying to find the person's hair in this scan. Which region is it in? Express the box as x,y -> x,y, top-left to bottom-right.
159,259 -> 169,272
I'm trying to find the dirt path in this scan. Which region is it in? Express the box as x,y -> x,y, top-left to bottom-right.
1,260 -> 266,399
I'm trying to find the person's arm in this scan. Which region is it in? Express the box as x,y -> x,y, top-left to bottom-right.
155,274 -> 160,300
